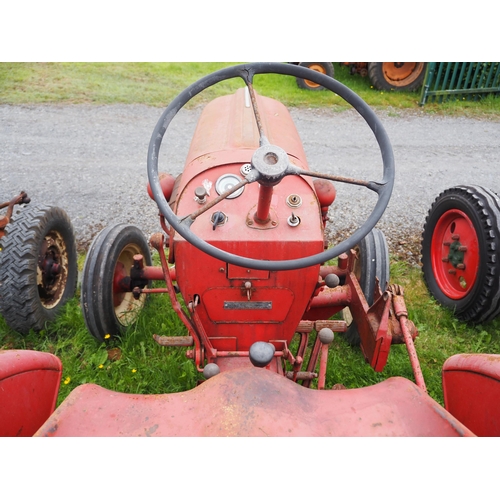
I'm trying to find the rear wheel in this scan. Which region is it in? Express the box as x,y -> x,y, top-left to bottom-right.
421,185 -> 500,323
81,223 -> 152,342
0,204 -> 77,334
367,62 -> 426,91
296,62 -> 335,90
343,228 -> 390,345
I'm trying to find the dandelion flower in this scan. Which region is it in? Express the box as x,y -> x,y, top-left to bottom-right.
64,376 -> 71,385
104,334 -> 111,339
98,364 -> 104,369
132,368 -> 137,373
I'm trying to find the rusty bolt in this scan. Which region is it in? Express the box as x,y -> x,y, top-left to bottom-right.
456,263 -> 466,270
133,254 -> 144,269
448,269 -> 456,275
451,234 -> 460,240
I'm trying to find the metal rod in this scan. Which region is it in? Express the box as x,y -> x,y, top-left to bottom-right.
401,316 -> 427,393
255,184 -> 273,223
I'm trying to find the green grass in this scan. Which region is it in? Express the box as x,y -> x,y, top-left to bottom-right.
2,62 -> 500,117
2,254 -> 500,408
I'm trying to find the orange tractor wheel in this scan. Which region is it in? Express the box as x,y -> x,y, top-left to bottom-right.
368,62 -> 427,91
295,62 -> 335,90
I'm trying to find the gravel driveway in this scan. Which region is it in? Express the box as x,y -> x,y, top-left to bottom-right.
1,102 -> 499,265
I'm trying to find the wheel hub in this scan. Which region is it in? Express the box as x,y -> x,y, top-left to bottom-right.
382,62 -> 422,85
431,209 -> 479,299
37,232 -> 68,308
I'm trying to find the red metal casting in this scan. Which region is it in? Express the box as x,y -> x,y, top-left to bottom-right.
34,366 -> 474,437
430,209 -> 479,299
443,354 -> 500,436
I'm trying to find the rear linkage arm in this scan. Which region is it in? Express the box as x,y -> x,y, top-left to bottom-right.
0,191 -> 30,238
311,251 -> 426,391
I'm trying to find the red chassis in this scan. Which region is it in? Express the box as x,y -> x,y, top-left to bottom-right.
2,64 -> 498,437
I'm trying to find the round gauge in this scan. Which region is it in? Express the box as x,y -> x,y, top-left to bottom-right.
215,173 -> 245,199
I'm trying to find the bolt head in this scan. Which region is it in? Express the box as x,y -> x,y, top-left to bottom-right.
318,328 -> 334,345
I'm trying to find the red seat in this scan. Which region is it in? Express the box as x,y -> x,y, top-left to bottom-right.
0,350 -> 62,437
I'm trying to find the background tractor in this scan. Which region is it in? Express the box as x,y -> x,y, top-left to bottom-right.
293,62 -> 427,92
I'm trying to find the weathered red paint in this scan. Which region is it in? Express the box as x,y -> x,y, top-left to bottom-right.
146,172 -> 176,202
0,350 -> 61,437
443,353 -> 500,436
34,366 -> 474,437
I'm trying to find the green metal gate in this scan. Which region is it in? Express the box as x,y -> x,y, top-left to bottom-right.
419,62 -> 500,105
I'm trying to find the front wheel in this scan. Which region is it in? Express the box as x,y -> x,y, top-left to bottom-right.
81,224 -> 152,342
0,204 -> 78,334
342,228 -> 390,345
421,185 -> 500,323
296,62 -> 335,90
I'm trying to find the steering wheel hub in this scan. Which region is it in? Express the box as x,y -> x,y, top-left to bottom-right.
251,144 -> 289,186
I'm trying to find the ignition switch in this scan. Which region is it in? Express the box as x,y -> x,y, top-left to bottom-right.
211,211 -> 227,230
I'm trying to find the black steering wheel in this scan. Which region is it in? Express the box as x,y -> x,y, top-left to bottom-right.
147,62 -> 394,271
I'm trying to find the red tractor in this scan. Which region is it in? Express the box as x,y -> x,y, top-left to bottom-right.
2,63 -> 500,437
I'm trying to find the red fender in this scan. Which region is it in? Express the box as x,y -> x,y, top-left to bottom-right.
0,350 -> 62,437
443,353 -> 500,437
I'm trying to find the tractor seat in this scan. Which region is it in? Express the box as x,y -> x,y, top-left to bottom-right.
35,366 -> 474,437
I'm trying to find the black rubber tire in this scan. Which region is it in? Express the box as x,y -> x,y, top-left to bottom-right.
296,62 -> 335,90
81,223 -> 152,342
421,185 -> 500,323
367,62 -> 426,92
0,204 -> 77,334
343,228 -> 390,345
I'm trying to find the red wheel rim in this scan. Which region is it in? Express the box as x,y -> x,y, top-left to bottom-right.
430,209 -> 480,299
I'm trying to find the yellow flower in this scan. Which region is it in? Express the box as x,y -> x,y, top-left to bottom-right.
98,364 -> 104,369
63,376 -> 71,385
132,368 -> 137,373
104,334 -> 111,339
